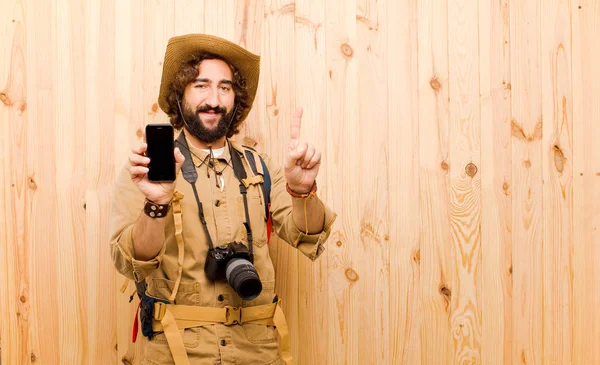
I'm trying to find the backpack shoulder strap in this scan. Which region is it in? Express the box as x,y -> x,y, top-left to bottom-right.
242,146 -> 271,221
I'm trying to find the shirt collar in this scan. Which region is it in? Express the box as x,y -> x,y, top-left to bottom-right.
181,133 -> 246,167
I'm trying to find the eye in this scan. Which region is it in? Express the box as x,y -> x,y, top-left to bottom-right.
195,84 -> 208,89
220,86 -> 231,92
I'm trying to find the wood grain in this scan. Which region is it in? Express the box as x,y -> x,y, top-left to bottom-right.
203,0 -> 235,41
85,0 -> 117,363
54,1 -> 87,362
387,0 -> 422,363
541,0 -> 574,364
447,0 -> 483,362
114,1 -> 146,364
1,1 -> 599,364
24,0 -> 61,363
324,0 -> 359,363
355,0 -> 391,364
1,1 -> 29,365
572,1 -> 600,365
234,0 -> 265,149
418,0 -> 454,363
479,0 -> 513,364
174,0 -> 206,36
294,1 -> 329,364
263,0 -> 301,359
510,0 -> 544,364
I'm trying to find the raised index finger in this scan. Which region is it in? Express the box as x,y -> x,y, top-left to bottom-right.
289,107 -> 303,149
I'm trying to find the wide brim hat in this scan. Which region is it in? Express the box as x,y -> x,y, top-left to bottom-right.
158,34 -> 260,122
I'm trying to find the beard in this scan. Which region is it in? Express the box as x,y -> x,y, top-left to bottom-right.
181,103 -> 235,143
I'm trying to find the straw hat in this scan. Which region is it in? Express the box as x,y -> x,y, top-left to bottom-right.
158,34 -> 260,122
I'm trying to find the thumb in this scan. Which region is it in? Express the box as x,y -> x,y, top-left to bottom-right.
174,147 -> 185,173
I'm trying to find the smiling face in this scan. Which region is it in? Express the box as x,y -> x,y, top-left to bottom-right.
180,58 -> 237,145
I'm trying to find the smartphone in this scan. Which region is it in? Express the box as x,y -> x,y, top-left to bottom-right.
145,123 -> 175,182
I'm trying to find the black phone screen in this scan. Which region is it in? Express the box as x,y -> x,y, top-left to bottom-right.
145,124 -> 175,182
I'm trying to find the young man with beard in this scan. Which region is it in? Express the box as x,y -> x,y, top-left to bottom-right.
109,34 -> 336,365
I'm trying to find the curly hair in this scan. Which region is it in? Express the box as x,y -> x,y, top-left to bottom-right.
164,53 -> 250,138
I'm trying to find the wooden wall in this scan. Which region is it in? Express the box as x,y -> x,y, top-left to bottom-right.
1,0 -> 599,364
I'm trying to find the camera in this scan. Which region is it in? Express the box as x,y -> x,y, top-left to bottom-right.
204,242 -> 262,300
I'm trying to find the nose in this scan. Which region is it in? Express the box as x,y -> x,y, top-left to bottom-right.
205,87 -> 220,108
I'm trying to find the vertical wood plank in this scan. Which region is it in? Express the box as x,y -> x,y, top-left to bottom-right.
447,0 -> 483,362
0,1 -> 30,364
355,0 -> 390,363
478,0 -> 513,364
418,0 -> 454,362
203,0 -> 236,41
114,1 -> 147,364
510,0 -> 544,363
541,0 -> 574,364
233,0 -> 266,148
54,0 -> 88,362
23,0 -> 62,363
571,1 -> 600,364
387,0 -> 422,362
22,0 -> 60,362
233,1 -> 264,58
85,0 -> 117,363
324,0 -> 359,363
293,1 -> 328,363
174,0 -> 206,35
144,0 -> 174,126
263,0 -> 300,359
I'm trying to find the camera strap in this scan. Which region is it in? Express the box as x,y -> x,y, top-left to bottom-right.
176,132 -> 218,252
175,132 -> 254,255
229,143 -> 253,256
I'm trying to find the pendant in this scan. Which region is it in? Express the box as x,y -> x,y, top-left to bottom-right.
219,175 -> 225,192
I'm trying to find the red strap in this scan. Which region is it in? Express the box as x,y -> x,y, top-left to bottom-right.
266,204 -> 272,244
132,299 -> 141,343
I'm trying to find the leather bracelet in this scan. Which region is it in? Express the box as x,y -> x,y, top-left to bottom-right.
144,199 -> 170,218
286,182 -> 317,198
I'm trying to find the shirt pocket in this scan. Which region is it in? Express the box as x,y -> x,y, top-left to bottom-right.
241,280 -> 278,344
149,277 -> 201,306
151,327 -> 202,349
241,323 -> 278,344
237,195 -> 267,248
147,278 -> 216,349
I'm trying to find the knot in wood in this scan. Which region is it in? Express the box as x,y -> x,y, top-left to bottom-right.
340,43 -> 354,58
465,163 -> 478,177
345,268 -> 359,282
430,77 -> 441,91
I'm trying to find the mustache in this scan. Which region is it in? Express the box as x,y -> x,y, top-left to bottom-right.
197,105 -> 226,114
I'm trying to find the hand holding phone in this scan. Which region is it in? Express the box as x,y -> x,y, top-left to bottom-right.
145,124 -> 176,182
128,124 -> 184,204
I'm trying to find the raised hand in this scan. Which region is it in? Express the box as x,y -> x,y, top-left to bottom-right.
284,107 -> 321,194
129,141 -> 185,204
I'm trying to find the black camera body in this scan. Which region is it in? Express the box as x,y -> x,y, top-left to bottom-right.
204,242 -> 262,300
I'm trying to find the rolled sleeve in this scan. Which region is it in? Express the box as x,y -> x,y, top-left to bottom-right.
109,163 -> 166,281
284,204 -> 337,261
111,223 -> 166,282
264,153 -> 338,261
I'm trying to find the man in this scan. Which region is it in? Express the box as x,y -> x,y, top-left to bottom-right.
110,33 -> 336,365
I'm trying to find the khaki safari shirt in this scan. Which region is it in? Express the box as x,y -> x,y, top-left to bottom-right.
110,135 -> 337,365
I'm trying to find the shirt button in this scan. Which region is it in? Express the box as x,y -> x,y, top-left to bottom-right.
220,339 -> 227,346
215,200 -> 220,207
217,294 -> 224,302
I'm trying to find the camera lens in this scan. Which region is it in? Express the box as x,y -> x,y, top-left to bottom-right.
225,258 -> 262,300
